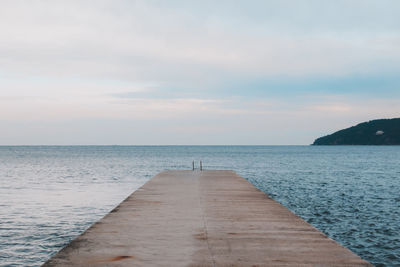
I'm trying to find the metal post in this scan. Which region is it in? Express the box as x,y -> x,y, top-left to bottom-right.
200,161 -> 202,171
192,161 -> 195,171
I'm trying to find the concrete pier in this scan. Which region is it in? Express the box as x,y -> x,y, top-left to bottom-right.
43,170 -> 371,266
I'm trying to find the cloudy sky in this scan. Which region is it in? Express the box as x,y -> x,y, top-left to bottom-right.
1,0 -> 399,145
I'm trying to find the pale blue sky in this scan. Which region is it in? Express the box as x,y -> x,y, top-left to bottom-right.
0,0 -> 399,144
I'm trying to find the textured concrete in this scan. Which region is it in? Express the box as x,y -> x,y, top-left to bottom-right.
43,170 -> 372,266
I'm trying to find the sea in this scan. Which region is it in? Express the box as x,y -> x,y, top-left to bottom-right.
0,146 -> 399,266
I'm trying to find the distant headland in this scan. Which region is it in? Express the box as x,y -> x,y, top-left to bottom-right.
313,118 -> 400,145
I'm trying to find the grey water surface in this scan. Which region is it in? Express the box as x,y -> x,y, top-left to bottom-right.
0,146 -> 399,266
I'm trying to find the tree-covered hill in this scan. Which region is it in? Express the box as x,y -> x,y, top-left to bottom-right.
313,118 -> 400,145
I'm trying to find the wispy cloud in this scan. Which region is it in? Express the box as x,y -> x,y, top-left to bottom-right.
0,0 -> 399,144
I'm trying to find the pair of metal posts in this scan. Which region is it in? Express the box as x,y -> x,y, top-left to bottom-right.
192,161 -> 202,171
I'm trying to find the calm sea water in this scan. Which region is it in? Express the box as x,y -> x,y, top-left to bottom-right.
0,146 -> 399,266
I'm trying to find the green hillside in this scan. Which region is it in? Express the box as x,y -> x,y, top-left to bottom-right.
313,118 -> 400,145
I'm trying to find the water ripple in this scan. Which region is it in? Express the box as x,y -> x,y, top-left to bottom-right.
0,146 -> 399,266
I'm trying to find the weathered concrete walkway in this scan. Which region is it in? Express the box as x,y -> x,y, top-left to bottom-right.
43,170 -> 371,266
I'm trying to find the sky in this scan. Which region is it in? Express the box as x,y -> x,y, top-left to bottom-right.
0,0 -> 399,145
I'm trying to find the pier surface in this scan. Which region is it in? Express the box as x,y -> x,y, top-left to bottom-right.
44,170 -> 371,266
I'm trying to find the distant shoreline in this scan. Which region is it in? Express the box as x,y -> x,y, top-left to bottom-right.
313,118 -> 400,145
